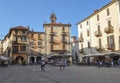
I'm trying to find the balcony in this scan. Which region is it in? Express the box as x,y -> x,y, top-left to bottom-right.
94,31 -> 102,37
49,31 -> 56,35
14,33 -> 27,36
38,37 -> 43,41
79,49 -> 84,53
31,44 -> 35,48
51,49 -> 67,53
12,41 -> 18,44
38,45 -> 44,48
107,46 -> 115,51
78,37 -> 84,42
104,25 -> 114,34
95,46 -> 104,52
61,39 -> 68,43
61,31 -> 68,36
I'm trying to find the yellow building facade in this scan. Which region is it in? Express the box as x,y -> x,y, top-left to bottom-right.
43,13 -> 72,65
1,26 -> 45,64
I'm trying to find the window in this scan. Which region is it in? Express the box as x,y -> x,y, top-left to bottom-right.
23,30 -> 26,34
97,15 -> 99,21
31,49 -> 34,55
86,21 -> 89,25
88,42 -> 91,48
98,25 -> 100,33
30,41 -> 34,45
52,20 -> 54,23
63,44 -> 66,50
31,34 -> 34,38
21,36 -> 26,42
62,27 -> 65,32
38,41 -> 42,45
107,8 -> 110,16
87,30 -> 89,36
80,24 -> 82,28
108,20 -> 111,27
80,33 -> 83,38
20,46 -> 26,52
51,44 -> 53,50
107,35 -> 114,49
62,35 -> 66,42
15,37 -> 18,42
12,46 -> 18,53
51,27 -> 53,32
81,44 -> 83,52
98,39 -> 102,48
50,35 -> 54,42
15,30 -> 18,34
38,34 -> 40,39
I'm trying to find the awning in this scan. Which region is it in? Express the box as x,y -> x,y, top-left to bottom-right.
83,52 -> 120,58
83,53 -> 104,57
47,54 -> 71,58
0,55 -> 10,61
103,52 -> 120,56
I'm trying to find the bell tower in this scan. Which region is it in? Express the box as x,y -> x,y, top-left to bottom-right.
50,12 -> 57,24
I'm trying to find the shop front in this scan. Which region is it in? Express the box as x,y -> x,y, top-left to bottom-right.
47,54 -> 72,66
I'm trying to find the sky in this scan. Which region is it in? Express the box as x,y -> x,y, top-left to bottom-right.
0,0 -> 111,39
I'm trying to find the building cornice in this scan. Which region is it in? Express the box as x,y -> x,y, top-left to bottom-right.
43,23 -> 71,28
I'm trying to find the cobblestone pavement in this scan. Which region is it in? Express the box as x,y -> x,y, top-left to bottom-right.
0,65 -> 120,83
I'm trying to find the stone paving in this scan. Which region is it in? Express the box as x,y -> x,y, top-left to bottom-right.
0,65 -> 120,83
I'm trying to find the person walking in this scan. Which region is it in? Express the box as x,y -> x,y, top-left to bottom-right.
59,59 -> 64,70
40,60 -> 46,71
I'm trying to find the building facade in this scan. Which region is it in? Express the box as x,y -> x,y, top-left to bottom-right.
0,40 -> 3,55
77,0 -> 120,64
0,26 -> 45,64
0,13 -> 71,65
27,31 -> 45,64
43,13 -> 72,64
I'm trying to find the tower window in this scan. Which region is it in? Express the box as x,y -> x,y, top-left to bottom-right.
52,20 -> 54,23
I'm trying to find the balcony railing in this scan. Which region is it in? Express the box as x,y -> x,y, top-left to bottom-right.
94,31 -> 102,37
61,31 -> 68,36
38,45 -> 44,48
31,44 -> 35,48
78,37 -> 84,42
107,46 -> 115,51
104,25 -> 114,34
61,39 -> 68,43
38,37 -> 43,40
49,31 -> 56,35
95,46 -> 104,52
79,49 -> 84,53
12,41 -> 18,44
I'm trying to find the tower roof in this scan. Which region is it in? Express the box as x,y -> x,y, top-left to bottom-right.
50,12 -> 57,19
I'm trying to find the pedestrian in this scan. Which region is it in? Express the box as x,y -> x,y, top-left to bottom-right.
40,60 -> 46,71
59,60 -> 63,70
118,58 -> 120,66
111,60 -> 114,67
63,60 -> 67,69
96,60 -> 100,68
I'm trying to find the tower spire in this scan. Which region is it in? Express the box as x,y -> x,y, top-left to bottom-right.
50,12 -> 57,24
